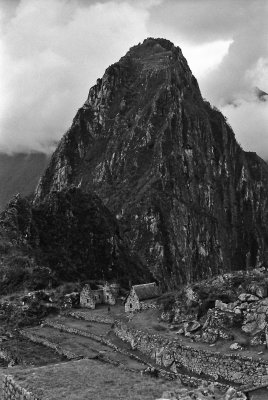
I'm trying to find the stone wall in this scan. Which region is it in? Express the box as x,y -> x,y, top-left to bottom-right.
1,375 -> 39,400
65,310 -> 113,324
113,321 -> 268,387
42,320 -> 175,377
140,300 -> 160,311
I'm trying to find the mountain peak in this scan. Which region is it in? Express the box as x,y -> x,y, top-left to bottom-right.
129,37 -> 177,53
33,39 -> 268,289
119,37 -> 186,71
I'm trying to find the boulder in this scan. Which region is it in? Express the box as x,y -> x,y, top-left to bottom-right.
242,311 -> 267,334
230,342 -> 242,350
218,329 -> 234,340
246,282 -> 267,298
225,387 -> 247,400
184,320 -> 201,333
250,331 -> 266,346
201,328 -> 218,344
247,294 -> 260,302
242,321 -> 258,334
238,293 -> 248,302
184,287 -> 199,304
215,299 -> 229,311
233,307 -> 242,315
238,293 -> 259,302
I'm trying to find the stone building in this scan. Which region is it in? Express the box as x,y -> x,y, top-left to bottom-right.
125,283 -> 160,312
80,283 -> 118,309
103,283 -> 117,305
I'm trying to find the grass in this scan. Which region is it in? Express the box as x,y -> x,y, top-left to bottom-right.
1,335 -> 63,367
152,324 -> 167,332
10,359 -> 181,400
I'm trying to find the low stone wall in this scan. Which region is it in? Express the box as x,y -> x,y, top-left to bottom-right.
43,320 -> 177,378
140,301 -> 160,311
1,375 -> 39,400
114,321 -> 268,387
66,311 -> 113,324
43,320 -> 229,388
20,330 -> 79,361
43,320 -> 108,345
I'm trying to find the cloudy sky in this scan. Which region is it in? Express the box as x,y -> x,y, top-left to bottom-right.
0,0 -> 267,157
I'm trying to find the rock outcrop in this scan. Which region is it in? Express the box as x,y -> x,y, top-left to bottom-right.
32,37 -> 268,289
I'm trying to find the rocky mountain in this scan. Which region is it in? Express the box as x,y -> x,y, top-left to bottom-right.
32,38 -> 268,290
0,152 -> 49,211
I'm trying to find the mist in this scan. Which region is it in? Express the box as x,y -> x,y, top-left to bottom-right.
0,0 -> 267,158
0,0 -> 151,153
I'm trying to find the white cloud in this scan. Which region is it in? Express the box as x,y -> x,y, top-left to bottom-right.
0,0 -> 267,158
0,0 -> 152,153
222,99 -> 268,159
181,40 -> 233,79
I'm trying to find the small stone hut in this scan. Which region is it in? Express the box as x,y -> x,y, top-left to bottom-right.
80,284 -> 103,309
125,283 -> 160,312
80,283 -> 118,309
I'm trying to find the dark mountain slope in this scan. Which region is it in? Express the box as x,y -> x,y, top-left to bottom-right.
31,38 -> 268,289
0,152 -> 49,211
0,188 -> 149,294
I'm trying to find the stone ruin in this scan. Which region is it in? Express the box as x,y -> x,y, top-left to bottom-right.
166,268 -> 268,348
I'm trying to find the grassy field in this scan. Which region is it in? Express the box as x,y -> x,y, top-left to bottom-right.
8,359 -> 187,400
0,335 -> 64,367
50,315 -> 112,336
25,325 -> 146,371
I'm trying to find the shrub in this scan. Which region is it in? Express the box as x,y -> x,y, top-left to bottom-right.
152,324 -> 167,332
157,292 -> 176,312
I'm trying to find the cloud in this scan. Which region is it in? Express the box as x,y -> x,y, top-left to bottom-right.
222,99 -> 268,159
148,0 -> 268,159
0,0 -> 267,158
0,0 -> 153,153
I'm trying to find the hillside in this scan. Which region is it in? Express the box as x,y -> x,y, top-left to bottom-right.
0,187 -> 150,294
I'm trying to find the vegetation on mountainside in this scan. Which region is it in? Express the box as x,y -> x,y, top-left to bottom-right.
0,188 -> 151,295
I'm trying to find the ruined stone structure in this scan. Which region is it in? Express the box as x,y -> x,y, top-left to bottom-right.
125,283 -> 160,312
80,283 -> 117,309
103,283 -> 117,306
